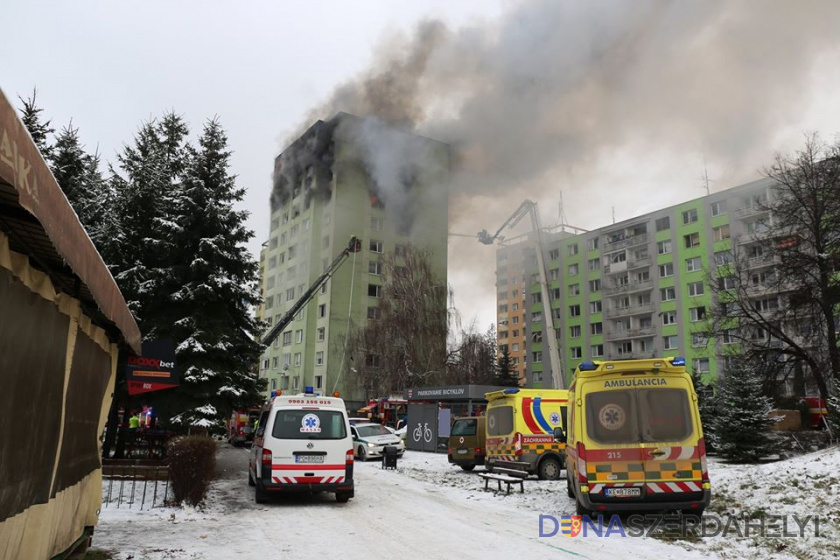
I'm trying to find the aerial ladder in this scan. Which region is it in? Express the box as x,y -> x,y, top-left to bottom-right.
477,201 -> 565,389
262,236 -> 361,347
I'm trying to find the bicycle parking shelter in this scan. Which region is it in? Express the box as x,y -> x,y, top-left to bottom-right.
404,385 -> 506,451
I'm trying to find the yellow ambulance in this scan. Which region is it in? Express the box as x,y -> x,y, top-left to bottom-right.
561,357 -> 711,516
484,388 -> 569,480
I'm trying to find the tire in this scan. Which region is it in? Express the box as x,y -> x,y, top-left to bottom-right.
566,473 -> 574,498
248,469 -> 256,487
538,456 -> 562,480
575,499 -> 590,516
255,482 -> 268,504
358,445 -> 368,462
336,492 -> 351,503
460,464 -> 476,472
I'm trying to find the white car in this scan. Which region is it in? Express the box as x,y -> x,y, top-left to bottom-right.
351,423 -> 406,461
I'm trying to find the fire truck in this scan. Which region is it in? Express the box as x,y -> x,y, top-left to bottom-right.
228,408 -> 261,446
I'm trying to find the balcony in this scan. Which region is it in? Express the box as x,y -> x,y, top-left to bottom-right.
603,255 -> 652,275
734,205 -> 769,219
604,233 -> 649,251
604,350 -> 659,361
604,302 -> 654,318
605,326 -> 656,340
604,279 -> 654,296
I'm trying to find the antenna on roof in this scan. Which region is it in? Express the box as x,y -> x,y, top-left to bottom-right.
558,192 -> 569,232
612,206 -> 616,224
701,157 -> 714,196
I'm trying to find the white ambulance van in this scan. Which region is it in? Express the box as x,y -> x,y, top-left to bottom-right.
248,388 -> 355,503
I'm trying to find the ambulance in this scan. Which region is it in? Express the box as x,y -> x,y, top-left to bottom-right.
484,388 -> 569,480
248,388 -> 354,503
560,357 -> 711,516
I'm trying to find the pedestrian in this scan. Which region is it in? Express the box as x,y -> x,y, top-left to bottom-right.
128,411 -> 141,430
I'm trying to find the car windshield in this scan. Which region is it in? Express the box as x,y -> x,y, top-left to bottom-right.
451,419 -> 477,436
585,388 -> 692,444
271,410 -> 347,440
357,425 -> 391,437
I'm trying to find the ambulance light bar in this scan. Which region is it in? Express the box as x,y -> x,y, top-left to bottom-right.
504,388 -> 520,394
670,357 -> 686,366
578,361 -> 597,371
304,386 -> 315,395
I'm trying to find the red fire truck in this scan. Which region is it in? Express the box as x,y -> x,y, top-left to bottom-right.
227,408 -> 260,446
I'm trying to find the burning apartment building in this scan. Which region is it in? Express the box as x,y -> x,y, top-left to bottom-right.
257,113 -> 449,409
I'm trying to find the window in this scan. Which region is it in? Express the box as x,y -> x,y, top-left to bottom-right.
711,200 -> 727,216
689,306 -> 706,322
686,257 -> 702,272
315,375 -> 323,389
317,327 -> 325,341
691,333 -> 708,347
713,225 -> 730,242
512,343 -> 519,351
321,282 -> 328,294
570,325 -> 581,338
302,218 -> 310,231
571,347 -> 582,359
282,212 -> 289,224
395,244 -> 406,257
591,322 -> 603,335
532,351 -> 543,363
265,295 -> 274,310
487,406 -> 514,437
288,245 -> 297,260
283,353 -> 291,367
316,351 -> 324,366
531,292 -> 543,304
370,216 -> 384,231
588,258 -> 600,271
719,276 -> 736,290
290,224 -> 299,238
295,329 -> 303,343
663,335 -> 678,350
549,248 -> 560,261
318,303 -> 327,318
658,263 -> 674,278
549,268 -> 560,281
589,279 -> 601,292
569,244 -> 579,256
616,341 -> 633,355
692,358 -> 710,373
570,305 -> 581,317
367,306 -> 381,320
714,250 -> 733,266
655,216 -> 670,231
688,281 -> 705,297
282,331 -> 292,345
512,316 -> 519,324
590,344 -> 604,357
590,300 -> 602,313
660,287 -> 676,301
368,284 -> 382,298
682,209 -> 698,224
754,297 -> 779,312
636,270 -> 650,283
369,261 -> 382,275
657,240 -> 672,255
268,256 -> 277,270
294,352 -> 302,366
568,264 -> 579,276
684,233 -> 701,248
662,311 -> 677,325
569,284 -> 580,296
721,329 -> 738,344
272,356 -> 279,369
369,240 -> 383,253
588,238 -> 599,251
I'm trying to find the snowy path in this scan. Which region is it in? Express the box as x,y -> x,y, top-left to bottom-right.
94,444 -> 709,559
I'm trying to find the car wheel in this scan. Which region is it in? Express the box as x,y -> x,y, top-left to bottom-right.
575,498 -> 590,516
566,472 -> 574,498
248,469 -> 256,487
460,464 -> 476,472
255,482 -> 267,504
336,492 -> 351,503
358,445 -> 368,462
538,457 -> 562,480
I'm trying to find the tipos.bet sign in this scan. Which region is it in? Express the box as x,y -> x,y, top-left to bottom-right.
125,340 -> 179,395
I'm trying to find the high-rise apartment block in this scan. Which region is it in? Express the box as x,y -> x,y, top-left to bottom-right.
497,177 -> 777,387
257,114 -> 449,409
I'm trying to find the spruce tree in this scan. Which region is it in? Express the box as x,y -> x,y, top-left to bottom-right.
495,346 -> 519,387
710,360 -> 779,462
17,89 -> 54,160
160,117 -> 265,426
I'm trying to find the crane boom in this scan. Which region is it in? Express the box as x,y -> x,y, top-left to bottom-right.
262,236 -> 361,347
479,200 -> 565,389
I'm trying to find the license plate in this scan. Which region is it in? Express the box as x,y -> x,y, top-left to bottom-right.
295,455 -> 324,463
457,449 -> 469,455
605,487 -> 641,498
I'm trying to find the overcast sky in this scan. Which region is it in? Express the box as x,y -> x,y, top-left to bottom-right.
4,1 -> 840,332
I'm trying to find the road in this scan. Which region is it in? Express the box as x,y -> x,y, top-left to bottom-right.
93,443 -> 709,559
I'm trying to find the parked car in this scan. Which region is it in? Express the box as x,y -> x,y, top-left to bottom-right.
447,416 -> 486,471
351,423 -> 405,461
348,417 -> 371,426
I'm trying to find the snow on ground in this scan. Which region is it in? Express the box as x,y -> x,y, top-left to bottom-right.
92,444 -> 839,560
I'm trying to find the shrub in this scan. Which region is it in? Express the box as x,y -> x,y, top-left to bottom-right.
167,436 -> 217,506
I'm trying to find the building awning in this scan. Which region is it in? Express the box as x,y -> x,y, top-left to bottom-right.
0,88 -> 140,354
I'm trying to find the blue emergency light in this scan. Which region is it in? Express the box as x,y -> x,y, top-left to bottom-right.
304,386 -> 315,395
270,391 -> 278,397
671,357 -> 686,366
504,388 -> 520,394
578,361 -> 597,371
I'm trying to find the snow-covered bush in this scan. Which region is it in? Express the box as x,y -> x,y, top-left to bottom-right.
168,436 -> 217,506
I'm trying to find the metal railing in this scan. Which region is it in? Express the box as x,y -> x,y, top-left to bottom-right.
604,233 -> 649,250
605,326 -> 656,340
604,302 -> 654,318
101,460 -> 171,511
604,279 -> 653,296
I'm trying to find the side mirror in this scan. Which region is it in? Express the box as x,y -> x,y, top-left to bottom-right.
553,427 -> 567,443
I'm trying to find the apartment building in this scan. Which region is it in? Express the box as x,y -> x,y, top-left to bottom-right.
258,114 -> 449,409
497,177 -> 778,388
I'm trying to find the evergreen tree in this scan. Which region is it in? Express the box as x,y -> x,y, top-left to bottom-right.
159,117 -> 265,427
495,346 -> 519,387
710,360 -> 780,462
17,89 -> 54,160
690,368 -> 716,450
